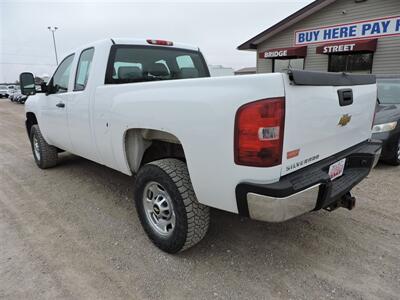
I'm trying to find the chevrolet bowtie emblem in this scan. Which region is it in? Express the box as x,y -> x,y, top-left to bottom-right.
338,114 -> 352,127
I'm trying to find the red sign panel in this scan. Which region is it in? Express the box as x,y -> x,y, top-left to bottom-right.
316,39 -> 378,54
259,46 -> 307,59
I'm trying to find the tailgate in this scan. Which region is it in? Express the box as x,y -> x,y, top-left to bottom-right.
281,70 -> 377,176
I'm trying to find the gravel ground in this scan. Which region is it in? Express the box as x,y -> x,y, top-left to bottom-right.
0,98 -> 399,300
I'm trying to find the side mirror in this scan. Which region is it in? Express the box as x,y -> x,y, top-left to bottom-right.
19,72 -> 36,95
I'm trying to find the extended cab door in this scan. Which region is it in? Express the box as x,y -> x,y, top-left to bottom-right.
67,47 -> 98,161
39,54 -> 75,151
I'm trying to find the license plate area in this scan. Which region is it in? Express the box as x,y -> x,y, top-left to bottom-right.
328,158 -> 346,181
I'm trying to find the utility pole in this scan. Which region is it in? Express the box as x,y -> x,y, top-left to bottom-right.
47,26 -> 59,65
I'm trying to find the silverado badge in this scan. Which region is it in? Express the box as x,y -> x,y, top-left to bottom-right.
338,114 -> 352,127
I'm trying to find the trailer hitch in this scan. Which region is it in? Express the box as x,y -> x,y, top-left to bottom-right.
324,192 -> 356,212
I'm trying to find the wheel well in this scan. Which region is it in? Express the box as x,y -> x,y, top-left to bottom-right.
141,140 -> 185,166
124,129 -> 185,173
26,112 -> 38,136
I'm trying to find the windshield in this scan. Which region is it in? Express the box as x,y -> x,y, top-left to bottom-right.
106,45 -> 210,84
378,79 -> 400,104
0,85 -> 7,89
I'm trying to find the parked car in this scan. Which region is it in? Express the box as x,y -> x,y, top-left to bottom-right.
8,87 -> 18,101
13,94 -> 21,102
18,94 -> 28,104
10,92 -> 27,104
0,85 -> 9,98
7,85 -> 16,95
373,76 -> 400,165
11,92 -> 20,102
19,38 -> 381,253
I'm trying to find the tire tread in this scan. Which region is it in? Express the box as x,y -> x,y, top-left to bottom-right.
30,125 -> 58,169
148,159 -> 210,252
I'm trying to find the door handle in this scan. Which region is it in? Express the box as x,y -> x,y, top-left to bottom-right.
56,102 -> 65,108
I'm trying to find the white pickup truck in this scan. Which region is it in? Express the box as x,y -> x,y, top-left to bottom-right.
19,38 -> 381,253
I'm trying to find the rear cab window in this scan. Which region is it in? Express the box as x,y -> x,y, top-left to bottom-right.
75,48 -> 95,91
105,45 -> 210,84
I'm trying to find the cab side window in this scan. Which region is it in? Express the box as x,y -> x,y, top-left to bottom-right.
52,54 -> 75,93
176,55 -> 195,69
75,48 -> 95,91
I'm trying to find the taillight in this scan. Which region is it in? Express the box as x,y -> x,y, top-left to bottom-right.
234,97 -> 285,167
146,39 -> 173,46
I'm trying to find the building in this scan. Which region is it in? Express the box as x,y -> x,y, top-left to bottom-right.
238,0 -> 400,75
208,65 -> 235,77
234,67 -> 257,75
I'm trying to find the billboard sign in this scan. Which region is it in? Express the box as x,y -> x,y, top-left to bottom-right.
294,15 -> 400,45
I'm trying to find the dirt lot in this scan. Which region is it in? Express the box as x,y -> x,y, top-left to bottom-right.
0,99 -> 399,300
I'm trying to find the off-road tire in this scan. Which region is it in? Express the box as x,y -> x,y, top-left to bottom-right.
30,125 -> 58,169
134,158 -> 210,253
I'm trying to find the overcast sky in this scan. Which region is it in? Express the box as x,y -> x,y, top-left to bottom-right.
0,0 -> 313,83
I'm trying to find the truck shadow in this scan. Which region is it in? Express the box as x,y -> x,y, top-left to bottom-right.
46,152 -> 400,299
55,152 -> 357,266
374,161 -> 398,170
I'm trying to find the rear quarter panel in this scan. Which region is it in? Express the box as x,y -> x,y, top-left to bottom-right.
95,74 -> 285,213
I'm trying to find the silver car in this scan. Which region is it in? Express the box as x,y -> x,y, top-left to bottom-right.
0,85 -> 9,98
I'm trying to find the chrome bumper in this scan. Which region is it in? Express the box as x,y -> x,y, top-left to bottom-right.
247,184 -> 321,222
236,140 -> 382,223
372,147 -> 382,169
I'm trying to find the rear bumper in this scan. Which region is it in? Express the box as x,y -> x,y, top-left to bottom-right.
235,140 -> 382,222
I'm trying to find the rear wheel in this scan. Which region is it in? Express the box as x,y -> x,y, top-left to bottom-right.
387,137 -> 400,166
134,159 -> 210,253
30,125 -> 58,169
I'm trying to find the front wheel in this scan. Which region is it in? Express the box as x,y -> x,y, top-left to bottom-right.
134,159 -> 210,253
30,125 -> 58,169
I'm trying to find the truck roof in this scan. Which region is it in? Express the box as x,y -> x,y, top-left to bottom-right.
112,38 -> 200,52
62,39 -> 201,60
